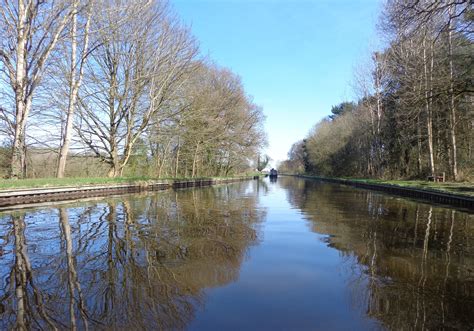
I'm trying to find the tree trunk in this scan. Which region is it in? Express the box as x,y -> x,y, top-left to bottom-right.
373,53 -> 384,176
10,2 -> 28,178
192,142 -> 200,178
158,140 -> 171,178
175,139 -> 180,178
423,37 -> 435,176
57,2 -> 78,178
469,118 -> 473,161
11,97 -> 31,179
107,161 -> 121,178
417,114 -> 422,174
107,143 -> 121,177
57,0 -> 90,178
448,5 -> 458,180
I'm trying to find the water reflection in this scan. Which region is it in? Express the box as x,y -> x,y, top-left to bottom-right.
0,183 -> 265,330
280,177 -> 474,330
1,178 -> 473,330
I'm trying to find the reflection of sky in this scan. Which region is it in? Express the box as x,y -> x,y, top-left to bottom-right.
172,0 -> 382,165
188,178 -> 378,330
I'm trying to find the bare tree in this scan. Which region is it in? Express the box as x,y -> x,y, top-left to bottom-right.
76,0 -> 198,177
176,65 -> 266,177
0,0 -> 74,178
56,0 -> 93,178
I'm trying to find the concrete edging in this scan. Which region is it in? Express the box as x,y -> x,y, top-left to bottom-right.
0,177 -> 257,208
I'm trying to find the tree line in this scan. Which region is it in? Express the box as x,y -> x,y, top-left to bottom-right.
0,0 -> 266,179
281,0 -> 473,181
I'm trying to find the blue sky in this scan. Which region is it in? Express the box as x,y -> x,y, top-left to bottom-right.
172,0 -> 383,165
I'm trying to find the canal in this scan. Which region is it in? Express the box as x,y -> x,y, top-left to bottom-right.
0,176 -> 472,330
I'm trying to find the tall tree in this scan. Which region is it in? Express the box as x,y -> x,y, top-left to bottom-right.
56,0 -> 93,178
76,0 -> 198,177
0,0 -> 74,178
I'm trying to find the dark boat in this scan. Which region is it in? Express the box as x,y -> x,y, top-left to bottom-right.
269,168 -> 278,178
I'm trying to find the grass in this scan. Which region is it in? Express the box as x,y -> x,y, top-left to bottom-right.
0,173 -> 263,191
0,176 -> 155,190
341,177 -> 474,197
294,175 -> 474,197
291,174 -> 474,198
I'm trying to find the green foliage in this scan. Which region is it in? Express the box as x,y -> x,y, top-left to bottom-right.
329,101 -> 356,120
0,144 -> 11,178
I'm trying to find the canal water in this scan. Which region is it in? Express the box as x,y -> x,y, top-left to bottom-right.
0,177 -> 472,330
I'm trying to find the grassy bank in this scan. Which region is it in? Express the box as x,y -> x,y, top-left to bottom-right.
0,174 -> 262,191
347,178 -> 474,198
296,175 -> 474,198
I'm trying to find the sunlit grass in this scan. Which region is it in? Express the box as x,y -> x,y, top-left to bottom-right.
292,174 -> 474,198
0,177 -> 153,190
343,178 -> 474,197
0,173 -> 263,191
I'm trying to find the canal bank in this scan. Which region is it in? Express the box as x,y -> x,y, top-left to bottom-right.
294,175 -> 474,210
0,176 -> 260,208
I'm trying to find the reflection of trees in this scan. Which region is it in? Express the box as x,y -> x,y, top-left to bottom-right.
59,208 -> 88,330
0,181 -> 265,329
255,179 -> 269,196
281,177 -> 474,330
0,215 -> 58,330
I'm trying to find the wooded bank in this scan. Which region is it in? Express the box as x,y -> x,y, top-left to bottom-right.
281,0 -> 473,182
